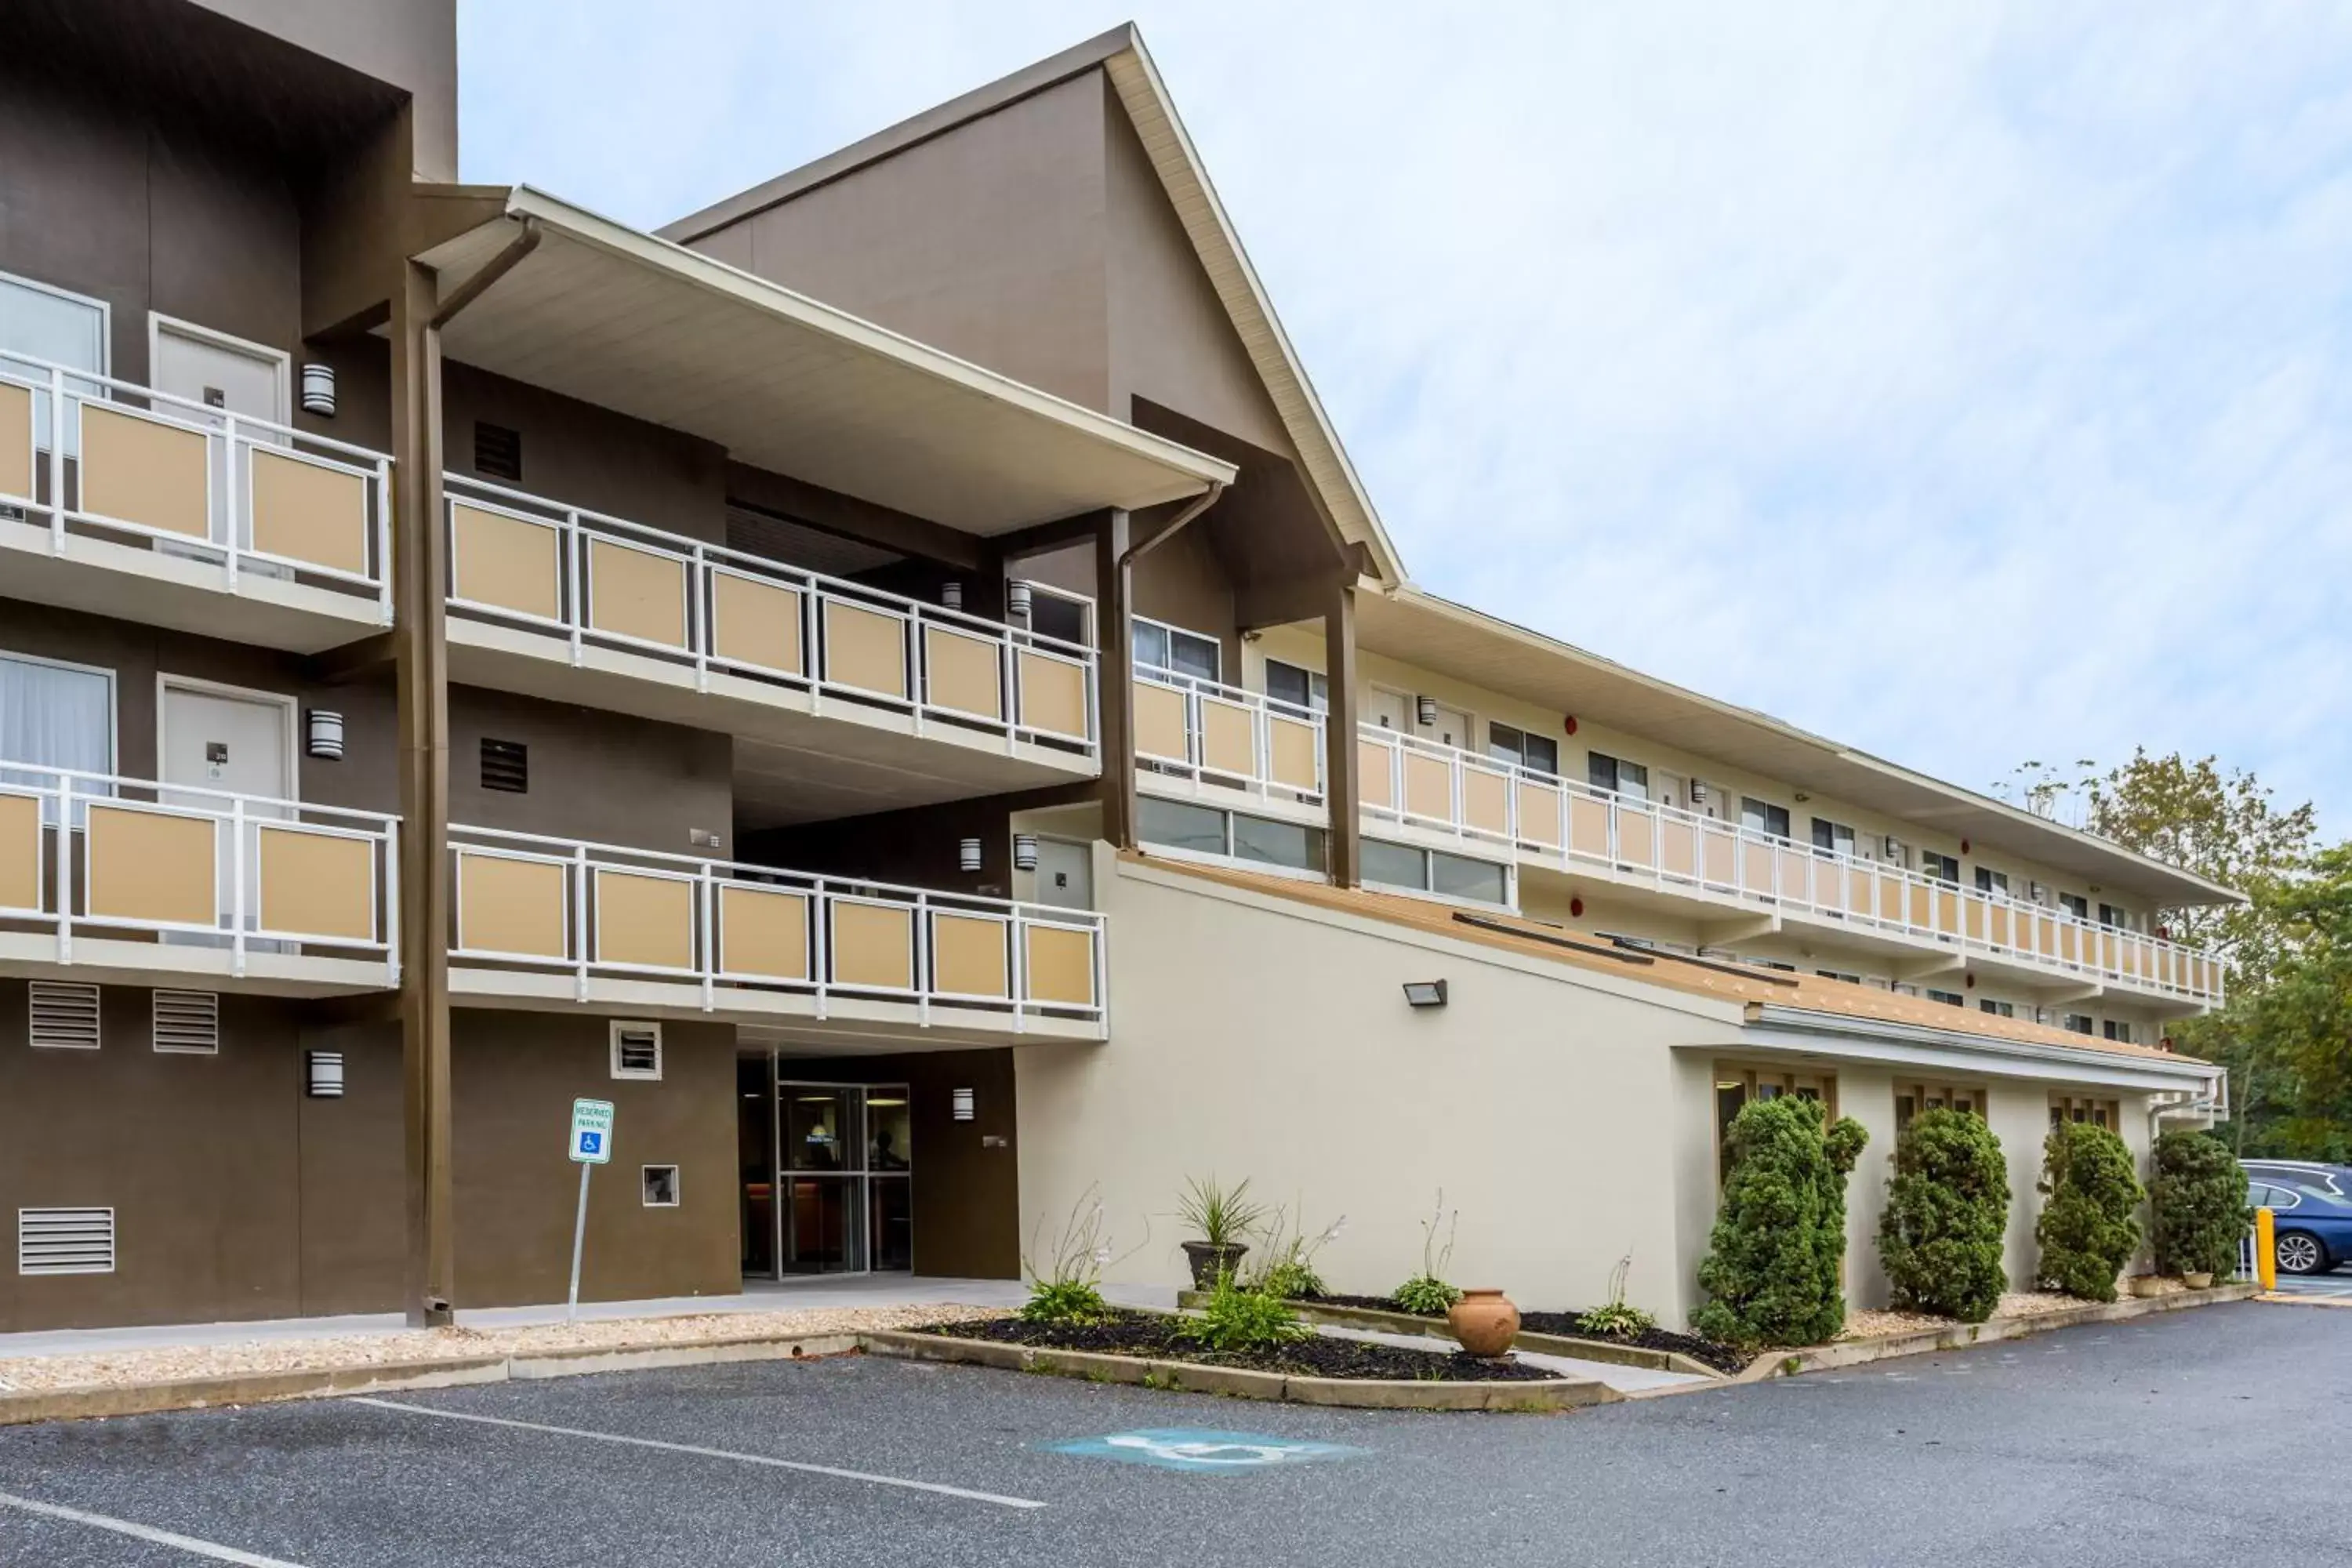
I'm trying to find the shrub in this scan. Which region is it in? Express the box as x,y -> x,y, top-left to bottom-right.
1875,1108 -> 2010,1322
1391,1191 -> 1461,1313
1692,1096 -> 1867,1349
1575,1254 -> 1657,1338
1393,1276 -> 1462,1315
1176,1175 -> 1269,1247
1019,1184 -> 1139,1324
2150,1131 -> 2248,1279
2035,1121 -> 2144,1301
1181,1275 -> 1310,1353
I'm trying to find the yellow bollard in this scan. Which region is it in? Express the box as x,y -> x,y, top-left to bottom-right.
2256,1207 -> 2277,1291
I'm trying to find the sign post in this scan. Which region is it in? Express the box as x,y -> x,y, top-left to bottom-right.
565,1098 -> 615,1321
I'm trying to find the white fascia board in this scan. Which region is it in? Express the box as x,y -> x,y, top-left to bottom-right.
1742,1004 -> 2222,1092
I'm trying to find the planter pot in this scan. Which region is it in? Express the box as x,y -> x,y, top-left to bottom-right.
2129,1276 -> 2167,1298
2182,1272 -> 2213,1290
1446,1289 -> 1521,1358
1181,1240 -> 1249,1290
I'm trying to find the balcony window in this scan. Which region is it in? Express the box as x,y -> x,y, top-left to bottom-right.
1816,969 -> 1861,985
2062,1012 -> 2095,1035
1,269 -> 108,452
2099,903 -> 2130,930
1488,722 -> 1557,777
1139,796 -> 1326,873
0,652 -> 114,817
1980,999 -> 2016,1018
1233,812 -> 1327,874
1976,866 -> 2009,896
1740,798 -> 1791,840
1265,659 -> 1327,715
1926,988 -> 1965,1007
2059,892 -> 2089,920
2103,1019 -> 2134,1044
1362,839 -> 1509,907
1811,818 -> 1855,857
1137,796 -> 1228,857
1922,851 -> 1961,884
1133,617 -> 1220,683
1025,585 -> 1093,648
1588,751 -> 1648,801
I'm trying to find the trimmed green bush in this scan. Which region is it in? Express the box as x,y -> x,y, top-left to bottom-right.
1693,1096 -> 1867,1349
1875,1109 -> 2010,1321
2035,1121 -> 2144,1301
2150,1131 -> 2248,1279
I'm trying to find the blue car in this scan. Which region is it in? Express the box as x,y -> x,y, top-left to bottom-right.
2243,1162 -> 2352,1276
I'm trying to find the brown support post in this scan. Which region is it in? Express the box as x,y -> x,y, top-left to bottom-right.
1324,579 -> 1361,887
1096,508 -> 1137,849
392,259 -> 456,1327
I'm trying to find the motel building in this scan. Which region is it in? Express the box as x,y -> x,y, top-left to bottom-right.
0,2 -> 2231,1334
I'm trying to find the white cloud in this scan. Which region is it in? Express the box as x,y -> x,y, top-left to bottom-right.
462,0 -> 2352,836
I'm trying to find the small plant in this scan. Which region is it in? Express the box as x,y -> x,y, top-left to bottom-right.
1876,1108 -> 2010,1322
1176,1175 -> 1269,1247
1181,1274 -> 1311,1353
1245,1205 -> 1345,1300
1018,1185 -> 1142,1324
2150,1131 -> 2249,1280
1693,1096 -> 1867,1350
2036,1121 -> 2145,1301
1575,1254 -> 1657,1339
1392,1190 -> 1462,1313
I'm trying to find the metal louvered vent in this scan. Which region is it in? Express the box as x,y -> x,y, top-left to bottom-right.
19,1208 -> 114,1276
152,990 -> 220,1054
610,1022 -> 662,1080
28,982 -> 100,1049
481,737 -> 528,793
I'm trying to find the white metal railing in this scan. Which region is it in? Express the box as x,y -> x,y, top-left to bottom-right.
447,825 -> 1107,1030
443,475 -> 1098,757
0,349 -> 394,618
1356,724 -> 2224,1006
0,761 -> 399,982
1132,662 -> 1326,804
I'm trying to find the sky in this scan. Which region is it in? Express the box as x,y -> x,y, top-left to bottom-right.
459,1 -> 2352,840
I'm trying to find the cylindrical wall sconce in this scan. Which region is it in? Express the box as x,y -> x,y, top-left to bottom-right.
305,709 -> 345,760
959,837 -> 983,873
1006,581 -> 1033,622
306,1050 -> 346,1098
1415,695 -> 1438,728
1014,833 -> 1040,872
300,362 -> 336,417
941,580 -> 964,612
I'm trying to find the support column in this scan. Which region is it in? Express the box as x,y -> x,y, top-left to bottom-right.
392,259 -> 456,1327
1096,509 -> 1136,849
1324,579 -> 1360,887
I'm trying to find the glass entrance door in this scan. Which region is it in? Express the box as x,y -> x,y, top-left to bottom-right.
765,1076 -> 916,1276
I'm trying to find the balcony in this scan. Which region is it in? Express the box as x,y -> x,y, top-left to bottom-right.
0,763 -> 399,994
1132,664 -> 1327,826
445,826 -> 1107,1046
441,476 -> 1100,819
1355,727 -> 2224,1010
0,350 -> 393,651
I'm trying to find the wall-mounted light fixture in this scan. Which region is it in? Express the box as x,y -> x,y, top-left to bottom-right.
1014,833 -> 1040,872
941,580 -> 964,612
1960,838 -> 1971,855
1006,581 -> 1033,621
952,1087 -> 976,1121
304,710 -> 345,760
305,1050 -> 346,1098
299,362 -> 336,417
1402,979 -> 1449,1009
959,837 -> 983,873
1415,695 -> 1438,728
1569,896 -> 1584,919
1563,714 -> 1579,735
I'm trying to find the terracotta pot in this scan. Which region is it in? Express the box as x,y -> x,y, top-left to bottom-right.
2183,1271 -> 2214,1290
1446,1288 -> 1520,1357
1181,1240 -> 1248,1290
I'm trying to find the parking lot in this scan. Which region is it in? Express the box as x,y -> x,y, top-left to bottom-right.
0,1301 -> 2339,1568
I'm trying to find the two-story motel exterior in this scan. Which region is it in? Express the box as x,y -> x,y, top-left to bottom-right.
0,5 -> 2233,1334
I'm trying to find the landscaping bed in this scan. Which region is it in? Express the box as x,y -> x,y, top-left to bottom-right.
1289,1293 -> 1748,1376
913,1311 -> 1562,1383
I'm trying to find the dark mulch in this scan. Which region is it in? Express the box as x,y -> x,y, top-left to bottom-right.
1291,1293 -> 1751,1376
913,1311 -> 1562,1382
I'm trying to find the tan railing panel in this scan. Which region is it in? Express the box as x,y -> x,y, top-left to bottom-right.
1134,680 -> 1190,763
457,851 -> 568,958
1024,923 -> 1097,1006
1844,865 -> 1873,916
710,572 -> 804,675
2096,930 -> 2118,972
925,626 -> 1004,720
1933,888 -> 1961,935
1701,830 -> 1737,887
1962,896 -> 1987,942
822,600 -> 909,698
249,448 -> 368,575
2121,937 -> 2141,978
717,884 -> 808,980
1740,840 -> 1773,895
1657,817 -> 1694,877
1987,904 -> 2011,949
588,538 -> 688,649
1403,752 -> 1453,822
1568,794 -> 1610,859
1778,847 -> 1813,904
0,792 -> 39,911
0,381 -> 34,500
2037,914 -> 2060,959
932,912 -> 1010,998
594,868 -> 694,970
1268,714 -> 1319,791
831,900 -> 913,990
1515,779 -> 1561,847
1463,769 -> 1510,836
257,826 -> 374,941
1199,697 -> 1255,777
1358,739 -> 1395,809
1620,809 -> 1657,869
2056,923 -> 2079,964
452,502 -> 561,619
1875,873 -> 1906,924
1018,651 -> 1088,739
87,804 -> 214,926
82,405 -> 209,539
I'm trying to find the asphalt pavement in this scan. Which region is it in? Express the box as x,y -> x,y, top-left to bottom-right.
0,1300 -> 2340,1568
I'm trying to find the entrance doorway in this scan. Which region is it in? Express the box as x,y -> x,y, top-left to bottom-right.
739,1054 -> 914,1278
148,315 -> 289,568
158,677 -> 292,937
1032,837 -> 1092,911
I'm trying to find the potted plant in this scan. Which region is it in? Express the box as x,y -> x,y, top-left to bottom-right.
1175,1175 -> 1266,1289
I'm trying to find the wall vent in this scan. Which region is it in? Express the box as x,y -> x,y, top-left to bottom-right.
474,421 -> 523,482
480,738 -> 529,793
152,990 -> 220,1054
609,1021 -> 662,1080
19,1208 -> 114,1276
28,982 -> 100,1049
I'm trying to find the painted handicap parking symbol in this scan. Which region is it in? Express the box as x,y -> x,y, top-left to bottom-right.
1047,1428 -> 1363,1473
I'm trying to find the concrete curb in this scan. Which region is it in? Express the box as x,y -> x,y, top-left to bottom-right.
1186,1294 -> 1727,1379
860,1330 -> 1619,1411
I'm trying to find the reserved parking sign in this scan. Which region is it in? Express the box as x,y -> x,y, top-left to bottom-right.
568,1098 -> 615,1164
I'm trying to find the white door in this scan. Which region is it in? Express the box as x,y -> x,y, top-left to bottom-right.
1417,701 -> 1472,752
1364,688 -> 1409,731
161,683 -> 290,935
150,318 -> 289,566
1033,839 -> 1093,911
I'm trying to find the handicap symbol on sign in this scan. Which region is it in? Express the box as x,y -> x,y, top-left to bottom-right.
1046,1428 -> 1363,1473
578,1132 -> 602,1155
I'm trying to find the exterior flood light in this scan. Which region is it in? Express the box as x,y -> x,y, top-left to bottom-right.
1402,980 -> 1449,1009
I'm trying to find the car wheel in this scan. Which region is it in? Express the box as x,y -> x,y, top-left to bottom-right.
2275,1231 -> 2328,1276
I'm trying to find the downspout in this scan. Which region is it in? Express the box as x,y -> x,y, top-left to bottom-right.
1117,481 -> 1225,571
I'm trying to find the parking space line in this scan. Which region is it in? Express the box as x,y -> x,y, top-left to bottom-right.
0,1487 -> 310,1566
349,1398 -> 1046,1512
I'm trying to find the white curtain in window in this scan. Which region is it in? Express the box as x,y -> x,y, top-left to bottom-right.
0,273 -> 107,454
0,656 -> 113,805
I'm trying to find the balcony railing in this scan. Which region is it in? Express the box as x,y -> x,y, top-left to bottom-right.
0,762 -> 400,980
1133,664 -> 1325,805
443,476 -> 1097,757
448,825 -> 1106,1029
0,349 -> 393,616
1356,726 -> 2223,1006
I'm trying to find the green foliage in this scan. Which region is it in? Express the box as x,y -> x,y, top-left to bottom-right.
1244,1205 -> 1345,1300
2150,1131 -> 2249,1279
1692,1096 -> 1867,1349
1575,1253 -> 1657,1338
1875,1109 -> 2010,1321
1020,1183 -> 1140,1323
1392,1276 -> 1462,1315
1390,1191 -> 1461,1313
1176,1175 -> 1269,1248
1019,1278 -> 1110,1325
1181,1275 -> 1310,1352
2035,1122 -> 2145,1301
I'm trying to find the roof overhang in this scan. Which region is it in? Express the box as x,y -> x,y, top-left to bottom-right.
1357,586 -> 2244,908
1746,1006 -> 2221,1094
411,185 -> 1236,535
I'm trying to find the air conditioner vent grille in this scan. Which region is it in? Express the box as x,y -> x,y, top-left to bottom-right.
19,1207 -> 114,1276
28,982 -> 100,1050
152,990 -> 220,1054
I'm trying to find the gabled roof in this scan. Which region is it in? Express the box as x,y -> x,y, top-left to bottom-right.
661,23 -> 1407,585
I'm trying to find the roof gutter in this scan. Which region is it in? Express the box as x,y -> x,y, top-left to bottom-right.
1118,481 -> 1226,570
1749,1003 -> 2223,1089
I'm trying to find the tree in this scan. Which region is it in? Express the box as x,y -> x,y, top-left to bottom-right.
2035,1122 -> 2143,1301
2149,1131 -> 2250,1279
1693,1096 -> 1866,1349
2196,846 -> 2352,1160
1876,1109 -> 2010,1322
2081,749 -> 2317,961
